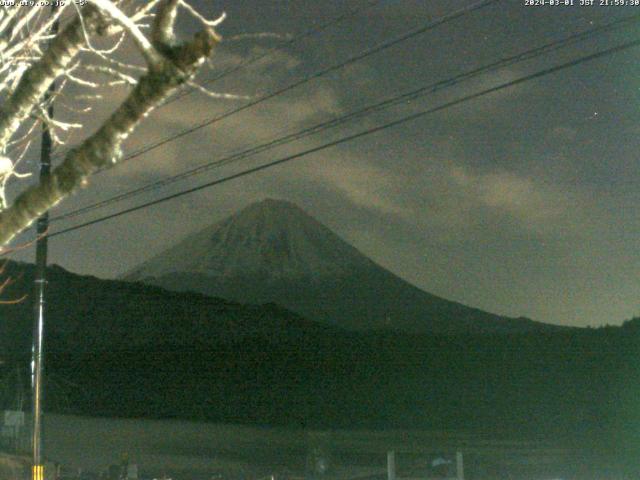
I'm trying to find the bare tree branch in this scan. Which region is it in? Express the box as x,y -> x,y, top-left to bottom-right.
0,1 -> 220,246
88,0 -> 163,67
0,5 -> 109,152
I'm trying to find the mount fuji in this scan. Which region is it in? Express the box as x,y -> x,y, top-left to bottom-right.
122,199 -> 561,334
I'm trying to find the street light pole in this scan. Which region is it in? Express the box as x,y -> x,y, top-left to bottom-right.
31,8 -> 58,480
31,119 -> 51,480
31,94 -> 53,480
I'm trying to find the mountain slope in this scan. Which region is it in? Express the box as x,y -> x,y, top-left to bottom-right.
125,198 -> 376,280
123,199 -> 563,334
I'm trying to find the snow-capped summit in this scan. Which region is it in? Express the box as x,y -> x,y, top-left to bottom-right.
124,198 -> 373,282
123,199 -> 558,334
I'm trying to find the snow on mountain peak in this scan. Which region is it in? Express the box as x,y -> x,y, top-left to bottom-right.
124,199 -> 373,281
122,199 -> 557,334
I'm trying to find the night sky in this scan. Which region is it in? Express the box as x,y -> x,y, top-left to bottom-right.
8,0 -> 640,327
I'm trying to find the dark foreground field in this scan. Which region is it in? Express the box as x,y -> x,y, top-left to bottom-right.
35,413 -> 604,480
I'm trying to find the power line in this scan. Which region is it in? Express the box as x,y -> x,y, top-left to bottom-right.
48,0 -> 499,220
51,12 -> 640,223
50,0 -> 383,163
86,0 -> 501,172
48,37 -> 640,239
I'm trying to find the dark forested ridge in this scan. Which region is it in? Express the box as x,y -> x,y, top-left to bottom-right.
0,261 -> 638,468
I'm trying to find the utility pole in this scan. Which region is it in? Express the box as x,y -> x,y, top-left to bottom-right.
31,7 -> 58,480
31,97 -> 52,480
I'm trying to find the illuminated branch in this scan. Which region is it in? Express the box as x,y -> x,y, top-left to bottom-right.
0,0 -> 222,245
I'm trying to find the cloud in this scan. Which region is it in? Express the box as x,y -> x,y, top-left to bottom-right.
438,66 -> 530,121
307,158 -> 407,218
93,44 -> 344,182
304,156 -> 581,242
274,145 -> 578,243
243,46 -> 301,73
448,165 -> 571,232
